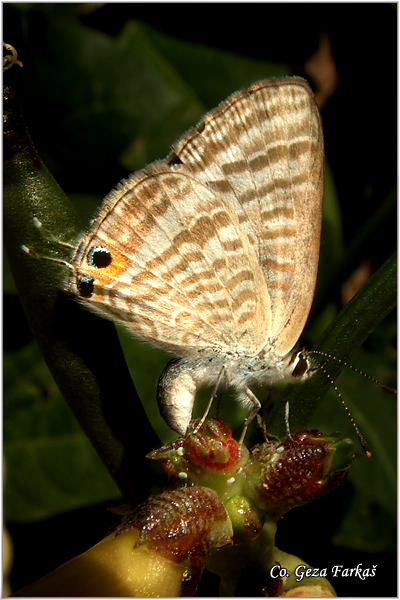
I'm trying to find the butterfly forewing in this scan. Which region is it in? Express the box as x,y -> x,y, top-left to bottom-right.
69,166 -> 270,355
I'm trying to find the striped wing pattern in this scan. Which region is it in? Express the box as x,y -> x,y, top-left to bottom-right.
71,167 -> 270,355
69,77 -> 323,359
170,78 -> 323,356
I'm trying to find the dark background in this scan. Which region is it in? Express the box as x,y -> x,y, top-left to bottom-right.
4,3 -> 396,261
3,3 -> 397,597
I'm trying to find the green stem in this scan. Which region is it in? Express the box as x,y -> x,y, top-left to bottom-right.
3,81 -> 162,504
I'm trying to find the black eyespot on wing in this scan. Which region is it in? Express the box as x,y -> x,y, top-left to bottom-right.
87,246 -> 112,269
78,275 -> 94,298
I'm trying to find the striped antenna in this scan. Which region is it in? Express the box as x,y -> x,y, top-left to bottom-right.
308,352 -> 374,457
309,350 -> 396,394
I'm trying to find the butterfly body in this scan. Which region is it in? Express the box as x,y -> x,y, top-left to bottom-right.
65,77 -> 324,435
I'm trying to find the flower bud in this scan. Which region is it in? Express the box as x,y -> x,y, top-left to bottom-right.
13,487 -> 232,597
147,417 -> 249,499
246,430 -> 356,521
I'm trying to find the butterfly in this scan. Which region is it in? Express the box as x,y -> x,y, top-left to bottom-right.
60,77 -> 324,438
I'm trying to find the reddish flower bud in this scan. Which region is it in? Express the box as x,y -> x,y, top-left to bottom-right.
246,430 -> 356,521
147,417 -> 243,483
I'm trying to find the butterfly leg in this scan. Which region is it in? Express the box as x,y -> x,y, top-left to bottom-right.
193,366 -> 226,433
284,400 -> 292,439
238,388 -> 261,445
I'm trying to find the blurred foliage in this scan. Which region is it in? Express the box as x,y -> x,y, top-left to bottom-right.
3,342 -> 123,521
3,3 -> 396,597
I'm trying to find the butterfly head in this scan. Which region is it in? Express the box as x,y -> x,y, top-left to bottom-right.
282,348 -> 314,384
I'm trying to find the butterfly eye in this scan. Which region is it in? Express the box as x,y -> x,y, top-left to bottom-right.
78,275 -> 95,298
87,246 -> 112,269
291,353 -> 309,378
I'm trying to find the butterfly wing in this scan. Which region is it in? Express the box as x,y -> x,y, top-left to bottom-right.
68,164 -> 271,356
68,77 -> 323,360
170,77 -> 324,357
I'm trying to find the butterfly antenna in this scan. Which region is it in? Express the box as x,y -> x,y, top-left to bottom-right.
309,356 -> 372,457
309,350 -> 396,395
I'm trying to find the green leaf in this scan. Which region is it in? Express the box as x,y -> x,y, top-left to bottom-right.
139,22 -> 290,107
4,341 -> 121,521
25,16 -> 205,176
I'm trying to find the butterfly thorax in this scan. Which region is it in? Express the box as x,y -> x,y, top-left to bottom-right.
156,345 -> 312,435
